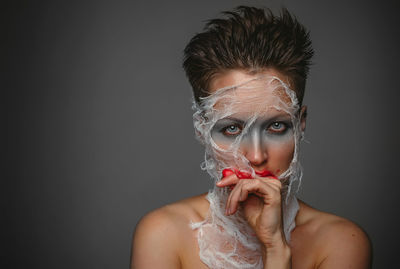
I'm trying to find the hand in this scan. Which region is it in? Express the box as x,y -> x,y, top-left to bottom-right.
216,169 -> 287,248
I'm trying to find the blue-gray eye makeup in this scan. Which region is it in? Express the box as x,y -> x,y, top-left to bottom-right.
210,114 -> 295,149
266,121 -> 291,135
222,125 -> 242,136
211,118 -> 245,140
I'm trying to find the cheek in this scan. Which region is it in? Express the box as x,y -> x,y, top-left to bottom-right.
266,140 -> 295,173
211,138 -> 235,151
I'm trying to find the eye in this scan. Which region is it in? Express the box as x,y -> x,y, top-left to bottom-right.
222,124 -> 242,136
268,122 -> 287,133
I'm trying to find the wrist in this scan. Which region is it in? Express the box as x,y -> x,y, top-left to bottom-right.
262,243 -> 292,269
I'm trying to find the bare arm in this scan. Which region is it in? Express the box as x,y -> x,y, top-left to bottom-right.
130,208 -> 181,269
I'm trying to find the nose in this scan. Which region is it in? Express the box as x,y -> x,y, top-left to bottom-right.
241,130 -> 267,167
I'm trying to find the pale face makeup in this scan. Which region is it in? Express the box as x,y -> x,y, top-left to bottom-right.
194,69 -> 302,182
210,110 -> 295,176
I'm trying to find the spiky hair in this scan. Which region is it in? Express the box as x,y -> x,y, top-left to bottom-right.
183,6 -> 314,105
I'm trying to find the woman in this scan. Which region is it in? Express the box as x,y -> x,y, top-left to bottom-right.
131,6 -> 371,269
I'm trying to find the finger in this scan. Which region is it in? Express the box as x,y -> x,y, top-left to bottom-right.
227,179 -> 261,214
225,181 -> 240,215
254,176 -> 282,190
225,181 -> 237,214
225,179 -> 244,215
217,172 -> 240,187
228,179 -> 281,214
246,180 -> 281,205
225,176 -> 281,214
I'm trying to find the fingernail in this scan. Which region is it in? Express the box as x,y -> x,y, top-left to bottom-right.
222,169 -> 234,177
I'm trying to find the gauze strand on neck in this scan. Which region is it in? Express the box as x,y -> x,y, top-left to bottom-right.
190,75 -> 303,269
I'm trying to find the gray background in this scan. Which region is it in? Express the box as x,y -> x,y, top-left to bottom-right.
5,0 -> 400,268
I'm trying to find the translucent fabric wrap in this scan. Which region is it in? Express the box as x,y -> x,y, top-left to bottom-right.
190,75 -> 303,269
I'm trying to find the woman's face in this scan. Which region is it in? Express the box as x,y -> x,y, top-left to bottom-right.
205,69 -> 306,178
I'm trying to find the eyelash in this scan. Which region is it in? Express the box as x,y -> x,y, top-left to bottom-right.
222,124 -> 242,136
268,122 -> 287,133
221,122 -> 288,136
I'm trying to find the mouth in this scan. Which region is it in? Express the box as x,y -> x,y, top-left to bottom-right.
254,170 -> 275,177
222,168 -> 277,180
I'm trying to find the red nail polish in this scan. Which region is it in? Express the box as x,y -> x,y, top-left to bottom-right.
222,168 -> 235,178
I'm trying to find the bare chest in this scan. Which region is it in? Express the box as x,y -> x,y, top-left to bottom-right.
179,229 -> 318,269
179,228 -> 210,269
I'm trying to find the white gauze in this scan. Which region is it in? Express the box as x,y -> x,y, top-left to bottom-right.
190,75 -> 303,269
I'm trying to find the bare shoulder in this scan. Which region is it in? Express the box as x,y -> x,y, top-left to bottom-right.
294,200 -> 372,269
130,193 -> 209,269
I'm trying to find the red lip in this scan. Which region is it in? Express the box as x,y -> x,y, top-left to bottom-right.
222,168 -> 277,179
255,170 -> 275,177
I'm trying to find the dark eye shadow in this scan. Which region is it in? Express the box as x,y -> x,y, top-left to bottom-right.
212,118 -> 245,131
260,116 -> 293,130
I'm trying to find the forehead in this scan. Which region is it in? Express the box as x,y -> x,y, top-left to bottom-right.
209,69 -> 291,92
204,71 -> 296,117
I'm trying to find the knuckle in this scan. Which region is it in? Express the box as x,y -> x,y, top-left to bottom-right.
269,178 -> 282,188
240,179 -> 254,187
270,191 -> 282,204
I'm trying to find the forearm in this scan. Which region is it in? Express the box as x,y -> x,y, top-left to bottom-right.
262,244 -> 292,269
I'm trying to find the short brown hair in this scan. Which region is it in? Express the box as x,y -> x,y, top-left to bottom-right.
183,6 -> 314,105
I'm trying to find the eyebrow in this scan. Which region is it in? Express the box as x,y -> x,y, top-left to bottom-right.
223,114 -> 291,123
214,117 -> 245,126
223,116 -> 245,123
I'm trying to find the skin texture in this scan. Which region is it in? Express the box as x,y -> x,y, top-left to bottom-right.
130,69 -> 372,269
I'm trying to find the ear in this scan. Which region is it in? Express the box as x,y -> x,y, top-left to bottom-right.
299,105 -> 307,133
